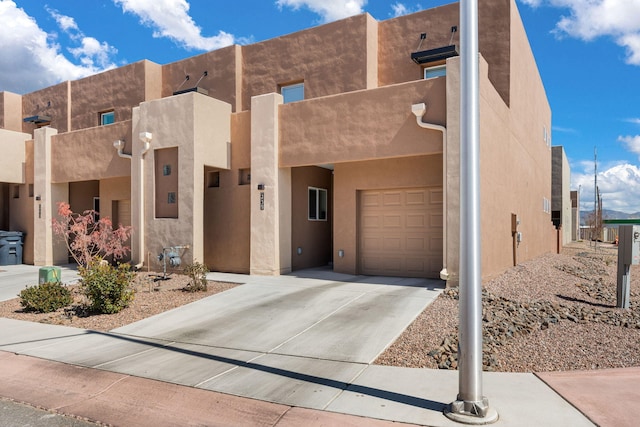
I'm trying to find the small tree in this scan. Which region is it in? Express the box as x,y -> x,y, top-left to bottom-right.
52,202 -> 132,267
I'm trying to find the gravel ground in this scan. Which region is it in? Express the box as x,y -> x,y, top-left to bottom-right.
0,272 -> 238,332
376,241 -> 640,372
2,242 -> 639,373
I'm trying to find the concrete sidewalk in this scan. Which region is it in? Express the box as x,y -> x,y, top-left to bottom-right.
0,269 -> 632,426
0,264 -> 80,302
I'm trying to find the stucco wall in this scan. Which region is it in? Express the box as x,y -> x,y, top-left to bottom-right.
132,92 -> 231,268
378,4 -> 459,86
99,177 -> 131,223
70,61 -> 158,131
22,81 -> 69,134
162,45 -> 241,112
279,78 -> 446,167
51,120 -> 132,183
291,166 -> 333,270
204,111 -> 251,273
8,184 -> 34,264
1,92 -> 23,132
0,129 -> 29,183
333,155 -> 442,275
443,3 -> 553,283
69,181 -> 99,214
378,0 -> 511,104
241,14 -> 374,111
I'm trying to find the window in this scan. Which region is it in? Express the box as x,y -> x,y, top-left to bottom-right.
281,82 -> 304,104
424,65 -> 446,79
543,197 -> 550,214
308,187 -> 327,221
100,111 -> 115,125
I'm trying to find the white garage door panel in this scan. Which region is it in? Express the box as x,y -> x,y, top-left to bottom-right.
359,187 -> 442,278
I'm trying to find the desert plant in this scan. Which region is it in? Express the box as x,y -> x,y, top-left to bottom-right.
19,282 -> 73,313
79,260 -> 135,314
52,202 -> 132,267
183,261 -> 209,292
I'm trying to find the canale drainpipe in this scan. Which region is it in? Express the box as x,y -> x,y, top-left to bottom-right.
137,132 -> 152,269
411,103 -> 449,281
113,133 -> 152,269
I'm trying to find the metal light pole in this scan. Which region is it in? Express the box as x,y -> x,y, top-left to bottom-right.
444,0 -> 498,423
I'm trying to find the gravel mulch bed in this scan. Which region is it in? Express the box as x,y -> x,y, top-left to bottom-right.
0,272 -> 238,332
376,241 -> 640,372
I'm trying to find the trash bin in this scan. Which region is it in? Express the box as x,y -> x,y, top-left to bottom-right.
0,231 -> 24,266
39,266 -> 62,284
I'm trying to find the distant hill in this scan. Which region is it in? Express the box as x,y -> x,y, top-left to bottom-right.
580,209 -> 640,226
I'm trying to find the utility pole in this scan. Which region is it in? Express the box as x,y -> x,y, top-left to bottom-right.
594,147 -> 598,251
444,0 -> 498,423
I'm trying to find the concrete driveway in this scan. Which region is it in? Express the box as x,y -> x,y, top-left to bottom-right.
0,264 -> 80,302
0,269 -> 596,426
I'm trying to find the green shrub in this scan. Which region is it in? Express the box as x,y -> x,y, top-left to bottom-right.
79,260 -> 135,314
19,282 -> 73,313
183,262 -> 209,292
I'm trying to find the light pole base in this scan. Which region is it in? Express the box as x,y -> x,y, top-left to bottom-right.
444,397 -> 498,425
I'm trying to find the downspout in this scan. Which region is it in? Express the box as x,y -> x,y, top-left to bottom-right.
113,139 -> 132,160
411,103 -> 449,281
138,132 -> 153,269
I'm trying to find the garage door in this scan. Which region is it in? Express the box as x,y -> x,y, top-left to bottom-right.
358,187 -> 443,278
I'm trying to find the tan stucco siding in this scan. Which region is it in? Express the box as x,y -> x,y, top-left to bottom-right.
279,79 -> 446,167
1,92 -> 23,132
378,4 -> 459,86
0,129 -> 29,183
241,14 -> 373,111
203,111 -> 251,272
8,184 -> 34,264
162,45 -> 240,112
132,92 -> 231,268
22,81 -> 69,134
445,44 -> 552,282
100,177 -> 131,224
25,140 -> 34,185
51,120 -> 132,183
291,167 -> 333,270
378,0 -> 510,104
70,61 -> 154,131
333,155 -> 442,275
69,181 -> 99,214
204,176 -> 251,273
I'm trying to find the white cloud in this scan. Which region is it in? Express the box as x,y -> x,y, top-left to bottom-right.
619,135 -> 640,158
573,162 -> 640,213
113,0 -> 235,50
47,7 -> 118,70
625,118 -> 640,124
390,3 -> 422,18
46,7 -> 79,33
276,0 -> 366,22
520,0 -> 640,65
0,1 -> 112,94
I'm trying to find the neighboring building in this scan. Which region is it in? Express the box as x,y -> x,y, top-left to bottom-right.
0,0 -> 555,285
570,190 -> 580,241
551,146 -> 572,248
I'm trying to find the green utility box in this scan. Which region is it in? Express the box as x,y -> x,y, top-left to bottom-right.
39,266 -> 62,284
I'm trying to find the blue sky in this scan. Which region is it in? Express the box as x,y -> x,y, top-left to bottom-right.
1,0 -> 640,213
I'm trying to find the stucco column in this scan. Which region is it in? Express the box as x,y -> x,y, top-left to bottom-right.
250,93 -> 292,275
33,127 -> 69,266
